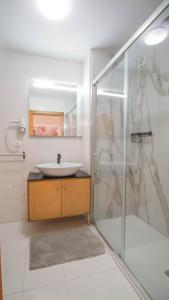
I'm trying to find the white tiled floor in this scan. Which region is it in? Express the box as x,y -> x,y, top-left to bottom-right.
0,220 -> 141,300
98,215 -> 169,300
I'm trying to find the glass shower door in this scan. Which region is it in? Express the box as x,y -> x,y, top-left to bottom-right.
124,6 -> 169,300
93,3 -> 169,299
93,56 -> 126,255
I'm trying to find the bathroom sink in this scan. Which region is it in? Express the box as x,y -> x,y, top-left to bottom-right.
36,162 -> 83,177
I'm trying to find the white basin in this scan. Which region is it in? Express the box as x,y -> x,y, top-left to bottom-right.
36,162 -> 83,177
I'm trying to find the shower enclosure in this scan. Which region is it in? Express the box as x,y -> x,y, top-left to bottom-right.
92,2 -> 169,299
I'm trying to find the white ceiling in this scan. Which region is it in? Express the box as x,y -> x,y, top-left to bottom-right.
0,0 -> 163,62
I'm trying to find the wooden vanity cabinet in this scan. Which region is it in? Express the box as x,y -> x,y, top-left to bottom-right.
28,180 -> 62,220
0,249 -> 3,300
28,177 -> 91,221
62,179 -> 90,217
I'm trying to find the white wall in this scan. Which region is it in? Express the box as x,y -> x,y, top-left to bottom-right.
82,51 -> 92,174
82,49 -> 113,174
0,48 -> 113,222
0,50 -> 83,223
92,49 -> 113,79
29,96 -> 66,112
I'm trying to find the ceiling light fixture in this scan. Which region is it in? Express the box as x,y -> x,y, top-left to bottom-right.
144,27 -> 168,46
36,0 -> 71,21
97,89 -> 125,98
32,79 -> 77,92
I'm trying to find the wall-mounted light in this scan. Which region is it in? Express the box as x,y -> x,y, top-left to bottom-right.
97,89 -> 125,98
36,0 -> 71,21
144,27 -> 168,46
32,79 -> 78,92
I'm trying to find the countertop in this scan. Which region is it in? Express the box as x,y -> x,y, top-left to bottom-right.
27,170 -> 91,181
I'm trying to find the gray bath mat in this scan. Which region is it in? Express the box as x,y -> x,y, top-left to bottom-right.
29,227 -> 105,270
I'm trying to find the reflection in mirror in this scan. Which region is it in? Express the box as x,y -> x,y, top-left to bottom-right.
28,80 -> 82,137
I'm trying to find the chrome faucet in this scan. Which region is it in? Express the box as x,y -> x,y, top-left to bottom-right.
57,153 -> 62,164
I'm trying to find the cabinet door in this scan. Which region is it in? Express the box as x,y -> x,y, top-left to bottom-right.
62,179 -> 90,217
0,251 -> 2,300
28,181 -> 61,221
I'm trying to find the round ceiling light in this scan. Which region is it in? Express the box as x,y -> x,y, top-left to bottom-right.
37,0 -> 71,21
144,27 -> 168,46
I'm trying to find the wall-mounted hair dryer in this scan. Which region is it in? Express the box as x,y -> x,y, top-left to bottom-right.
6,118 -> 26,149
8,118 -> 26,134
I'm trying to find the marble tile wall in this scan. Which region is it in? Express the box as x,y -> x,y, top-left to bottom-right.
94,14 -> 169,240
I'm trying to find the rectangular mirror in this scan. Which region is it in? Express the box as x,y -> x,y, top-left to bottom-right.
28,80 -> 82,137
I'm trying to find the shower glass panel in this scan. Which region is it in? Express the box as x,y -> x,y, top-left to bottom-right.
93,4 -> 169,299
93,56 -> 125,255
124,6 -> 169,300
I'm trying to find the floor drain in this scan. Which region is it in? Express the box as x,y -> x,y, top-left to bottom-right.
165,270 -> 169,277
